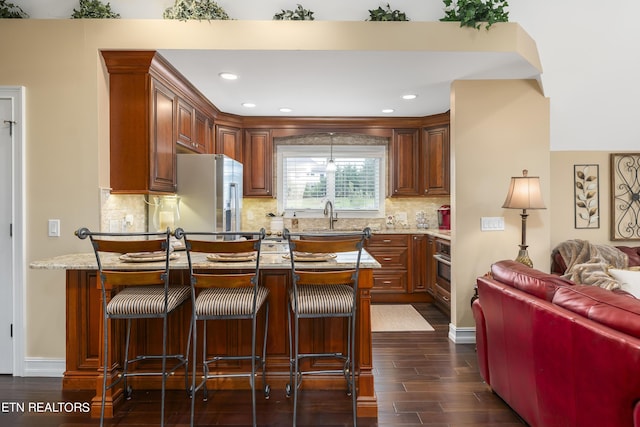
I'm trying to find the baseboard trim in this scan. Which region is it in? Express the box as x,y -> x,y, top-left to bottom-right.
22,357 -> 65,377
448,324 -> 476,344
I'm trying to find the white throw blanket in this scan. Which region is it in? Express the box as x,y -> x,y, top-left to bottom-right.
554,239 -> 628,290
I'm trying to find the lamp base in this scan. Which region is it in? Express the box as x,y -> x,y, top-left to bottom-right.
515,248 -> 533,268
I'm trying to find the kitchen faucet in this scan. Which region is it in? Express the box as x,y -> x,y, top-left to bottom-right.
323,200 -> 338,230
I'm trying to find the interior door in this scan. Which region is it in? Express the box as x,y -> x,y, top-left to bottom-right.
0,96 -> 13,373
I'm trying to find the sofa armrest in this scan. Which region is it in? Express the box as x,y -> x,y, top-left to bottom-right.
471,297 -> 490,386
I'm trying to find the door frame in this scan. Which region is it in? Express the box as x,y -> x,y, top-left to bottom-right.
1,86 -> 25,376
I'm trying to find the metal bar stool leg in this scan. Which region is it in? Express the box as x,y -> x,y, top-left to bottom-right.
190,316 -> 197,427
123,318 -> 132,400
160,315 -> 167,427
293,314 -> 300,427
262,302 -> 270,399
100,309 -> 109,427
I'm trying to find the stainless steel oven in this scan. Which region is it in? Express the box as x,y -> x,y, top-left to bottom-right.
433,239 -> 451,293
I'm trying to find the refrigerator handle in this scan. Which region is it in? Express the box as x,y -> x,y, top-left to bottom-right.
230,182 -> 240,232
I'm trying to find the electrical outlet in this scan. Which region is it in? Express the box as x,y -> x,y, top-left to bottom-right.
48,219 -> 61,237
481,217 -> 505,231
109,219 -> 121,233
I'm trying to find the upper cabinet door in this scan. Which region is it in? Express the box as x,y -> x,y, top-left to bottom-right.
149,79 -> 178,193
176,98 -> 194,149
215,124 -> 242,162
390,128 -> 421,196
243,129 -> 273,197
422,125 -> 450,195
192,111 -> 210,154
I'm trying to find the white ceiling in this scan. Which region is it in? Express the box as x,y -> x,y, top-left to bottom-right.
159,49 -> 542,118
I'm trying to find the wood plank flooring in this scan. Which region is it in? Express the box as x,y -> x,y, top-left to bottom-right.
0,303 -> 526,426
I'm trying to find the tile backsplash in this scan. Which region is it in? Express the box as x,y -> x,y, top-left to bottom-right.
101,193 -> 450,234
100,192 -> 148,233
242,196 -> 450,233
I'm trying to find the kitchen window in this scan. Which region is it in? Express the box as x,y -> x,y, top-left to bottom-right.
276,144 -> 386,218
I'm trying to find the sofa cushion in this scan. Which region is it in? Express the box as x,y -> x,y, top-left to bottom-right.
608,268 -> 640,297
491,260 -> 575,301
552,285 -> 640,338
616,246 -> 640,267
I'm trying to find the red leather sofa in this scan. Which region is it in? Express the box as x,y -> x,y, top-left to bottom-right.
473,260 -> 640,427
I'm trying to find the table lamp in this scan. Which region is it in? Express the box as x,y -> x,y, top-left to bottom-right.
502,169 -> 546,267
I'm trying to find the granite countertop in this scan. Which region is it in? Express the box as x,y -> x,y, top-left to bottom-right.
30,250 -> 381,271
292,227 -> 451,240
371,228 -> 451,240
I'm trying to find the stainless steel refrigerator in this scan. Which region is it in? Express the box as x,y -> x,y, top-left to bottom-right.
176,154 -> 243,234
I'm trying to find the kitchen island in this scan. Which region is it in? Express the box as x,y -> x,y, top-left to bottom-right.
30,249 -> 380,419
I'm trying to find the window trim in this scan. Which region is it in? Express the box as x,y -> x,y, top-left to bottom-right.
276,144 -> 386,219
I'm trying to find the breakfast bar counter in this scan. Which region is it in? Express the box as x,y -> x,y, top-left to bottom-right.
31,250 -> 380,418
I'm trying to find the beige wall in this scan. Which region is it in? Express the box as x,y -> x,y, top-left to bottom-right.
451,79 -> 550,328
0,20 -> 542,360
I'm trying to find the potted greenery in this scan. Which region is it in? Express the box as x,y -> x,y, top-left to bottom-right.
163,0 -> 230,21
71,0 -> 120,18
367,4 -> 409,21
273,4 -> 314,20
440,0 -> 509,30
0,0 -> 28,18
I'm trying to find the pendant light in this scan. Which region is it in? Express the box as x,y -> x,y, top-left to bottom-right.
326,132 -> 337,172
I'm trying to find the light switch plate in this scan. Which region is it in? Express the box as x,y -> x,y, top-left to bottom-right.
48,219 -> 60,237
481,216 -> 504,231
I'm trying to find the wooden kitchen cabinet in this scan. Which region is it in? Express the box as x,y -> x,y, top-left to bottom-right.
390,128 -> 421,196
103,50 -> 178,194
390,125 -> 450,197
215,124 -> 242,161
366,234 -> 408,296
410,234 -> 428,293
366,234 -> 430,303
422,125 -> 450,195
177,99 -> 210,154
176,98 -> 194,149
103,50 -> 219,193
243,129 -> 273,197
193,111 -> 210,154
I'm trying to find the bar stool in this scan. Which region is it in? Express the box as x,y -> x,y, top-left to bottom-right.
174,228 -> 270,427
283,227 -> 370,426
75,227 -> 190,427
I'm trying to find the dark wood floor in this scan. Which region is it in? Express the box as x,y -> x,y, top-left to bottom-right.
0,303 -> 525,426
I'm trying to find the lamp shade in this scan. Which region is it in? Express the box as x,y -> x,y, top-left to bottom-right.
502,170 -> 546,210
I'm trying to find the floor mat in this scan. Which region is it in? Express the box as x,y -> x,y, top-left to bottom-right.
370,304 -> 435,332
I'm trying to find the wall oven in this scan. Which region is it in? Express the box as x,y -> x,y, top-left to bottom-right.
433,238 -> 451,303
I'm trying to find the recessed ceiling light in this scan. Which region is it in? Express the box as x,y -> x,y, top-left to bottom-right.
382,108 -> 395,114
402,94 -> 417,100
242,102 -> 256,108
279,107 -> 293,113
219,72 -> 238,80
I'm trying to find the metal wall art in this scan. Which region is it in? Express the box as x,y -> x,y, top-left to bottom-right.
610,153 -> 640,240
574,164 -> 600,229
